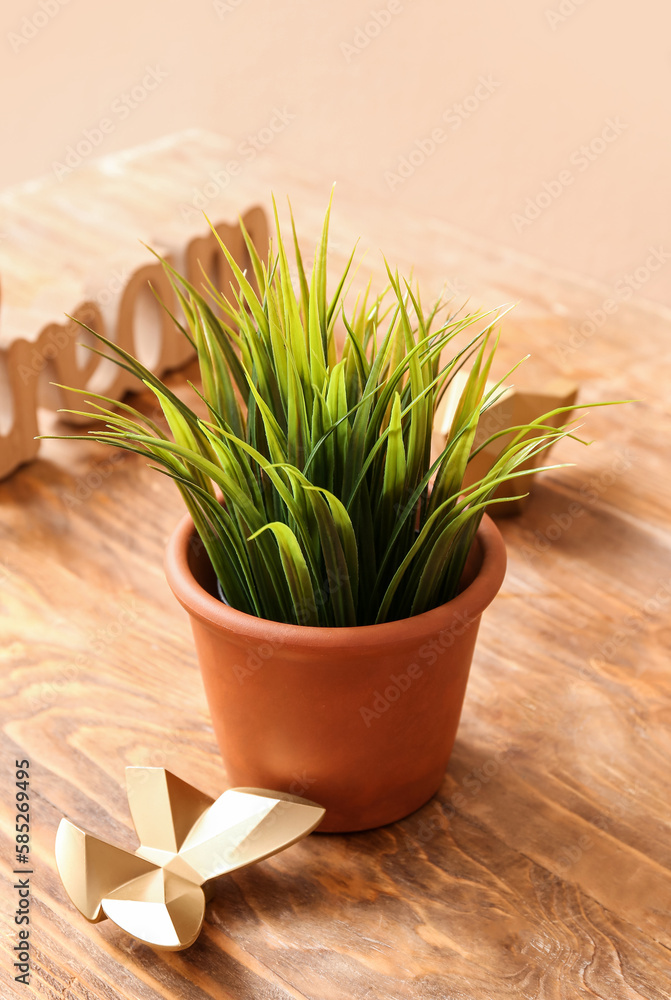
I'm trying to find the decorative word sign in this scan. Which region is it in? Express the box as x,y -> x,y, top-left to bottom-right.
56,767 -> 325,951
0,130 -> 269,480
435,372 -> 579,516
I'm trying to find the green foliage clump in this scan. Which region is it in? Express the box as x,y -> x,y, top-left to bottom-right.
55,196 -> 591,626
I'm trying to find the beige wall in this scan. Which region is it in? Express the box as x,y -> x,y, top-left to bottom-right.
4,0 -> 671,306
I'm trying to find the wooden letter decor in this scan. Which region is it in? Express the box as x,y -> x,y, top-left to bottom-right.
0,130 -> 269,480
434,371 -> 579,516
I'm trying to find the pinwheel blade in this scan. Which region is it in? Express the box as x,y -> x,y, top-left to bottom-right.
55,819 -> 158,922
173,788 -> 326,883
56,772 -> 324,951
102,870 -> 206,950
125,767 -> 214,858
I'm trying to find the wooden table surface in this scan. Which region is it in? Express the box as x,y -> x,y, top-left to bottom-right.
1,141 -> 670,1000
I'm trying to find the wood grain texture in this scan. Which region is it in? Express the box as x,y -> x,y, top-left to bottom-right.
1,137 -> 670,999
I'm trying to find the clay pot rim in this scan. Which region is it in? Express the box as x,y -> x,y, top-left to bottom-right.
164,512 -> 506,649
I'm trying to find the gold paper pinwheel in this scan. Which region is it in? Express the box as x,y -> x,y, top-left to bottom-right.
55,767 -> 325,950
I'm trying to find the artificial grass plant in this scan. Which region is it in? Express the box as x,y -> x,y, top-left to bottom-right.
50,195 -> 601,627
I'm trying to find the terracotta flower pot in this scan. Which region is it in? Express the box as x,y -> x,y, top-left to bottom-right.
165,514 -> 506,833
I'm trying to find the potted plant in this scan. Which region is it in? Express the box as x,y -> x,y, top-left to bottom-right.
53,197 -> 592,832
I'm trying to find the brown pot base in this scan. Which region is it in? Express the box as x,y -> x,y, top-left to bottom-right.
165,515 -> 506,833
